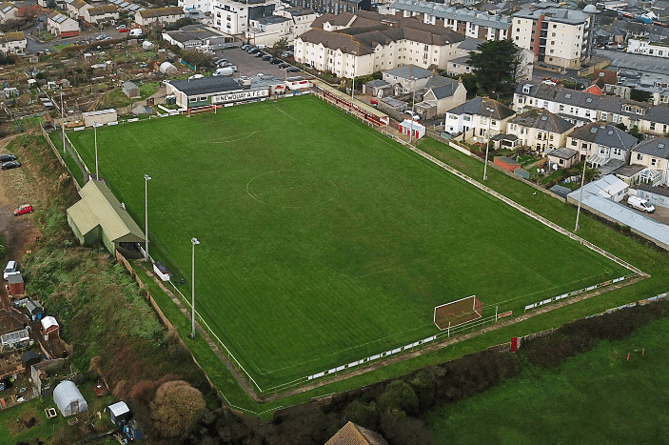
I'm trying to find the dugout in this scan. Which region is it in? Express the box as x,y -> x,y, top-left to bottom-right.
67,180 -> 146,259
82,109 -> 117,127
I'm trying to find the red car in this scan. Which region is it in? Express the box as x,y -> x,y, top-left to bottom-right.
118,27 -> 130,32
13,204 -> 33,216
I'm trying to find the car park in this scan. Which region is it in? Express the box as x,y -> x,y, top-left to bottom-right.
2,161 -> 21,170
0,154 -> 16,162
3,260 -> 18,280
13,204 -> 33,216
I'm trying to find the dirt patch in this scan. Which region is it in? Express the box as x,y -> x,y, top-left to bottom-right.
5,411 -> 41,435
0,135 -> 43,262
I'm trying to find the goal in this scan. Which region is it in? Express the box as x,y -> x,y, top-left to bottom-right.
433,295 -> 483,330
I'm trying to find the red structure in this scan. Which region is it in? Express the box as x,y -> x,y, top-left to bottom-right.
494,156 -> 521,173
510,337 -> 518,352
8,273 -> 24,296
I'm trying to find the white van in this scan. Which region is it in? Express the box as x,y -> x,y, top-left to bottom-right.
129,28 -> 143,37
628,196 -> 655,213
3,260 -> 19,280
213,67 -> 234,77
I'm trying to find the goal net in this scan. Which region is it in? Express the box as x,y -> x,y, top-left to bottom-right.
434,295 -> 483,330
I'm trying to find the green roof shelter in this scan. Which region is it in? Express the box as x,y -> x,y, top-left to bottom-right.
67,180 -> 145,259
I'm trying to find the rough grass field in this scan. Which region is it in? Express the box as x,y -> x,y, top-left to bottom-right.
59,95 -> 630,391
426,312 -> 669,445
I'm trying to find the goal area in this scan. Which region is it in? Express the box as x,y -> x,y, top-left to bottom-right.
434,295 -> 483,330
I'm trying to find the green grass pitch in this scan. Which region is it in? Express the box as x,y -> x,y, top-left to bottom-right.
60,96 -> 630,390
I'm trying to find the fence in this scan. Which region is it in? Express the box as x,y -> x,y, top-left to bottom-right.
523,275 -> 631,312
41,126 -> 81,191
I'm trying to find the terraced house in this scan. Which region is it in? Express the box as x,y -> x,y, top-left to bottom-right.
630,137 -> 669,186
0,31 -> 26,55
135,7 -> 185,27
513,81 -> 669,137
0,2 -> 17,24
506,109 -> 574,154
378,0 -> 511,41
295,10 -> 464,77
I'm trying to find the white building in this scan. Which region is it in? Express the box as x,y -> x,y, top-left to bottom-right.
511,4 -> 596,70
178,0 -> 214,15
247,15 -> 293,46
47,11 -> 80,37
379,0 -> 511,41
0,31 -> 26,54
84,5 -> 119,25
162,24 -> 228,49
444,96 -> 515,139
0,2 -> 18,23
212,0 -> 279,36
566,121 -> 639,166
275,7 -> 318,37
627,38 -> 669,58
295,10 -> 464,78
64,0 -> 91,20
630,137 -> 669,186
135,7 -> 185,27
506,108 -> 575,154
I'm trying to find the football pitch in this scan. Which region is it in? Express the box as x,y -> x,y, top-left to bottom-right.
61,96 -> 631,391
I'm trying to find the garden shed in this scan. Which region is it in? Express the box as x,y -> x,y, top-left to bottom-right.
159,61 -> 178,75
41,316 -> 60,339
494,156 -> 521,173
7,272 -> 24,296
22,350 -> 41,370
109,401 -> 131,426
54,380 -> 88,417
123,81 -> 140,98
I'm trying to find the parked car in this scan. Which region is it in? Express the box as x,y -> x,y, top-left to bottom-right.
286,67 -> 300,73
220,62 -> 233,68
215,58 -> 228,65
13,204 -> 33,216
247,47 -> 260,54
1,161 -> 21,170
118,27 -> 130,32
262,54 -> 272,61
241,44 -> 252,50
628,196 -> 655,213
0,154 -> 16,162
3,260 -> 19,280
96,34 -> 107,40
255,51 -> 265,58
279,62 -> 290,68
270,58 -> 282,64
213,67 -> 234,77
116,24 -> 127,30
188,74 -> 204,80
405,110 -> 420,120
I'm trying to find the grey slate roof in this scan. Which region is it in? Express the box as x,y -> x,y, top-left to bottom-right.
513,6 -> 592,25
509,109 -> 574,133
384,65 -> 431,80
388,0 -> 512,30
447,96 -> 515,120
568,122 -> 639,151
457,37 -> 484,52
548,147 -> 578,159
365,79 -> 390,88
168,76 -> 240,96
632,137 -> 669,159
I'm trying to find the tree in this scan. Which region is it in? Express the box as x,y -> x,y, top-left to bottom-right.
272,37 -> 288,56
151,380 -> 207,439
17,4 -> 41,21
467,39 -> 521,98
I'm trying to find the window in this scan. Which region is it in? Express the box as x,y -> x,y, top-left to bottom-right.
651,158 -> 657,166
613,148 -> 621,156
571,139 -> 577,146
650,122 -> 656,131
601,112 -> 607,120
636,153 -> 643,161
559,104 -> 564,111
189,97 -> 197,103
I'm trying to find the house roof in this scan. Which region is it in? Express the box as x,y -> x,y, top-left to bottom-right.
569,122 -> 639,151
509,109 -> 574,134
632,136 -> 669,159
548,147 -> 578,159
88,5 -> 118,15
70,0 -> 88,9
0,2 -> 16,14
424,76 -> 460,99
384,65 -> 431,80
0,31 -> 25,44
513,6 -> 592,25
365,79 -> 390,88
301,10 -> 463,56
67,180 -> 145,244
168,76 -> 240,96
388,0 -> 512,30
325,421 -> 389,445
457,36 -> 483,52
447,96 -> 515,120
109,401 -> 130,417
138,6 -> 183,18
41,316 -> 59,331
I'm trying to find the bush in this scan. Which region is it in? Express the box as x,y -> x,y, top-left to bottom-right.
151,380 -> 207,439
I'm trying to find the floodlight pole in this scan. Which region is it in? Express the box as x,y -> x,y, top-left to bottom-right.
410,76 -> 416,144
144,174 -> 151,259
574,154 -> 589,232
191,237 -> 200,339
60,91 -> 65,157
483,107 -> 492,181
94,122 -> 98,180
351,51 -> 356,102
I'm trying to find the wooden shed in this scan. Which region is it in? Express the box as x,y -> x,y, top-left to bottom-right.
41,316 -> 60,339
494,156 -> 521,173
7,272 -> 24,296
123,81 -> 140,99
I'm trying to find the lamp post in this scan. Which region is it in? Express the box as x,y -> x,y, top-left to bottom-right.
94,122 -> 99,180
574,154 -> 589,232
144,174 -> 151,259
409,76 -> 416,144
60,91 -> 66,157
351,51 -> 357,101
191,237 -> 200,339
483,104 -> 493,181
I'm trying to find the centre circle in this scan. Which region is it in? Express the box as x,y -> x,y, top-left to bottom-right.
246,170 -> 338,209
